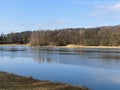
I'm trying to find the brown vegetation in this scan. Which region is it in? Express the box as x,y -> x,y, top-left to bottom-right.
0,71 -> 88,90
1,25 -> 120,46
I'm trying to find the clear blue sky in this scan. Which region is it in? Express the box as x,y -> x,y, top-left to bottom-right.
0,0 -> 120,33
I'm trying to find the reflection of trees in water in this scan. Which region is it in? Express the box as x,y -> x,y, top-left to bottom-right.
34,55 -> 54,64
0,46 -> 27,59
0,46 -> 26,52
31,48 -> 59,64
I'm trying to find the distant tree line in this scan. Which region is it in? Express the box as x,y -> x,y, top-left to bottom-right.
0,31 -> 31,44
1,25 -> 120,46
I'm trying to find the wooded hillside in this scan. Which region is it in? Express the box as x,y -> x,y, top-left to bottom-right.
1,25 -> 120,46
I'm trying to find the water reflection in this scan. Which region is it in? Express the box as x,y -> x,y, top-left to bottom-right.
1,46 -> 120,70
0,46 -> 26,52
29,47 -> 120,70
1,46 -> 120,90
32,52 -> 59,64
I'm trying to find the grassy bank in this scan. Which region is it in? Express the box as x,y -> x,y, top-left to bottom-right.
0,44 -> 27,46
0,71 -> 88,90
65,44 -> 120,48
1,44 -> 120,49
30,44 -> 120,49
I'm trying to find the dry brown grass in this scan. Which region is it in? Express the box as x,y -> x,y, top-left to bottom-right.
0,71 -> 89,90
66,44 -> 120,48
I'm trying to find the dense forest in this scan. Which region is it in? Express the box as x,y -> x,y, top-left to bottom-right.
1,25 -> 120,46
0,31 -> 31,44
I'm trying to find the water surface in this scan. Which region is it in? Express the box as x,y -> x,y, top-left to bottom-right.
0,46 -> 120,90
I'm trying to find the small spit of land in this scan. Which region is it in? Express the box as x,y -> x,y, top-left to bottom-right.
0,71 -> 88,90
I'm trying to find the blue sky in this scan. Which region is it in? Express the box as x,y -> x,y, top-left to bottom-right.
0,0 -> 120,33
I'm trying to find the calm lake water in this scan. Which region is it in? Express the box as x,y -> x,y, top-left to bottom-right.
0,46 -> 120,90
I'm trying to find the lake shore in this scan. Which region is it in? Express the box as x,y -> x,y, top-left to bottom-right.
0,44 -> 26,46
33,44 -> 120,49
1,44 -> 120,49
0,71 -> 88,90
64,44 -> 120,48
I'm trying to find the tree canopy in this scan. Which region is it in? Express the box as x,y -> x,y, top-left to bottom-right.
1,25 -> 120,46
